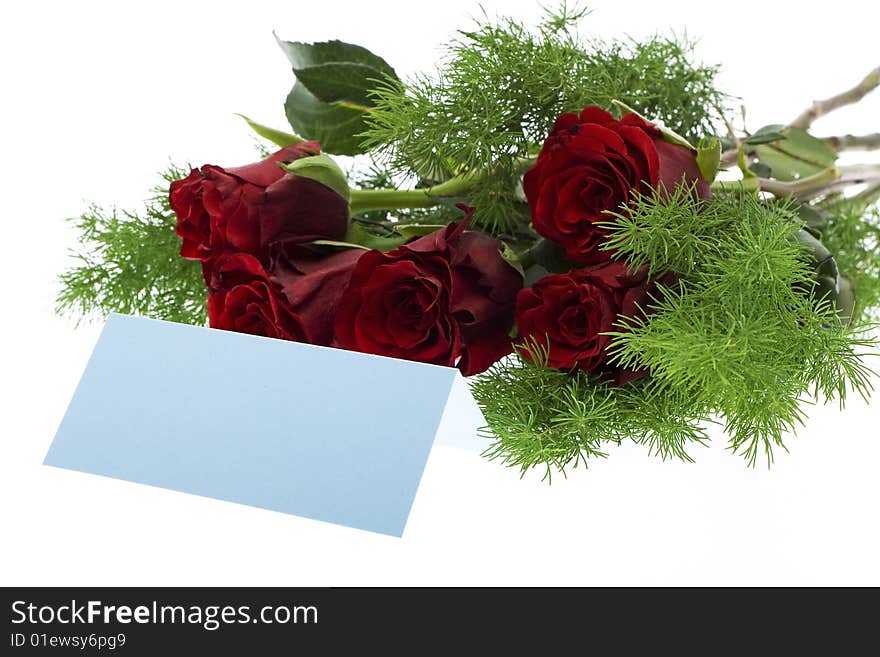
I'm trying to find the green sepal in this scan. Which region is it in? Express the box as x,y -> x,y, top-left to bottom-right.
500,242 -> 526,278
309,239 -> 370,251
696,137 -> 722,183
738,145 -> 758,180
345,222 -> 409,251
310,224 -> 410,252
235,114 -> 306,147
280,154 -> 350,201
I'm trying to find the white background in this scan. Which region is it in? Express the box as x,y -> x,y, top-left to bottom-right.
2,0 -> 879,585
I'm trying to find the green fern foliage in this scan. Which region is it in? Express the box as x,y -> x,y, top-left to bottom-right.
362,6 -> 729,233
56,165 -> 207,326
473,192 -> 876,475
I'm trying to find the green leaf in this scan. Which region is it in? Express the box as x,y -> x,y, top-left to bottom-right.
744,130 -> 787,146
292,62 -> 386,107
795,203 -> 831,236
791,227 -> 840,306
696,137 -> 722,183
530,238 -> 572,274
396,224 -> 447,238
523,264 -> 551,288
611,99 -> 694,150
235,114 -> 306,147
748,161 -> 772,178
280,153 -> 350,201
276,38 -> 396,78
284,83 -> 369,156
277,37 -> 399,156
752,124 -> 838,182
836,276 -> 856,322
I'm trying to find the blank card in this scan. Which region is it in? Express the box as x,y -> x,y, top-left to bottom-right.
45,314 -> 457,537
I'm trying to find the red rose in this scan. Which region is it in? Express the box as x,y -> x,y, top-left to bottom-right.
169,142 -> 349,263
207,253 -> 307,341
208,249 -> 364,346
445,230 -> 524,375
273,247 -> 364,346
334,211 -> 522,375
515,261 -> 670,384
523,106 -> 710,264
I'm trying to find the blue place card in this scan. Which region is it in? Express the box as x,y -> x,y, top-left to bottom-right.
45,314 -> 457,537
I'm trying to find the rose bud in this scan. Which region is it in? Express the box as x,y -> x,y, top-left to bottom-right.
523,106 -> 710,264
515,261 -> 673,385
169,142 -> 349,264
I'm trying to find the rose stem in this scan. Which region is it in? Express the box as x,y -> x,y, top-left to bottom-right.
710,164 -> 880,201
348,171 -> 482,214
790,66 -> 880,131
823,132 -> 880,152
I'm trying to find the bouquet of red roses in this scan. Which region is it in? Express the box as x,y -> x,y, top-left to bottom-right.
59,6 -> 880,477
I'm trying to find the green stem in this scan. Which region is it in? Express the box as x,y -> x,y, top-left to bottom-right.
348,188 -> 438,214
823,132 -> 880,152
790,66 -> 880,130
759,167 -> 841,198
710,177 -> 761,194
348,171 -> 481,214
710,167 -> 846,199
